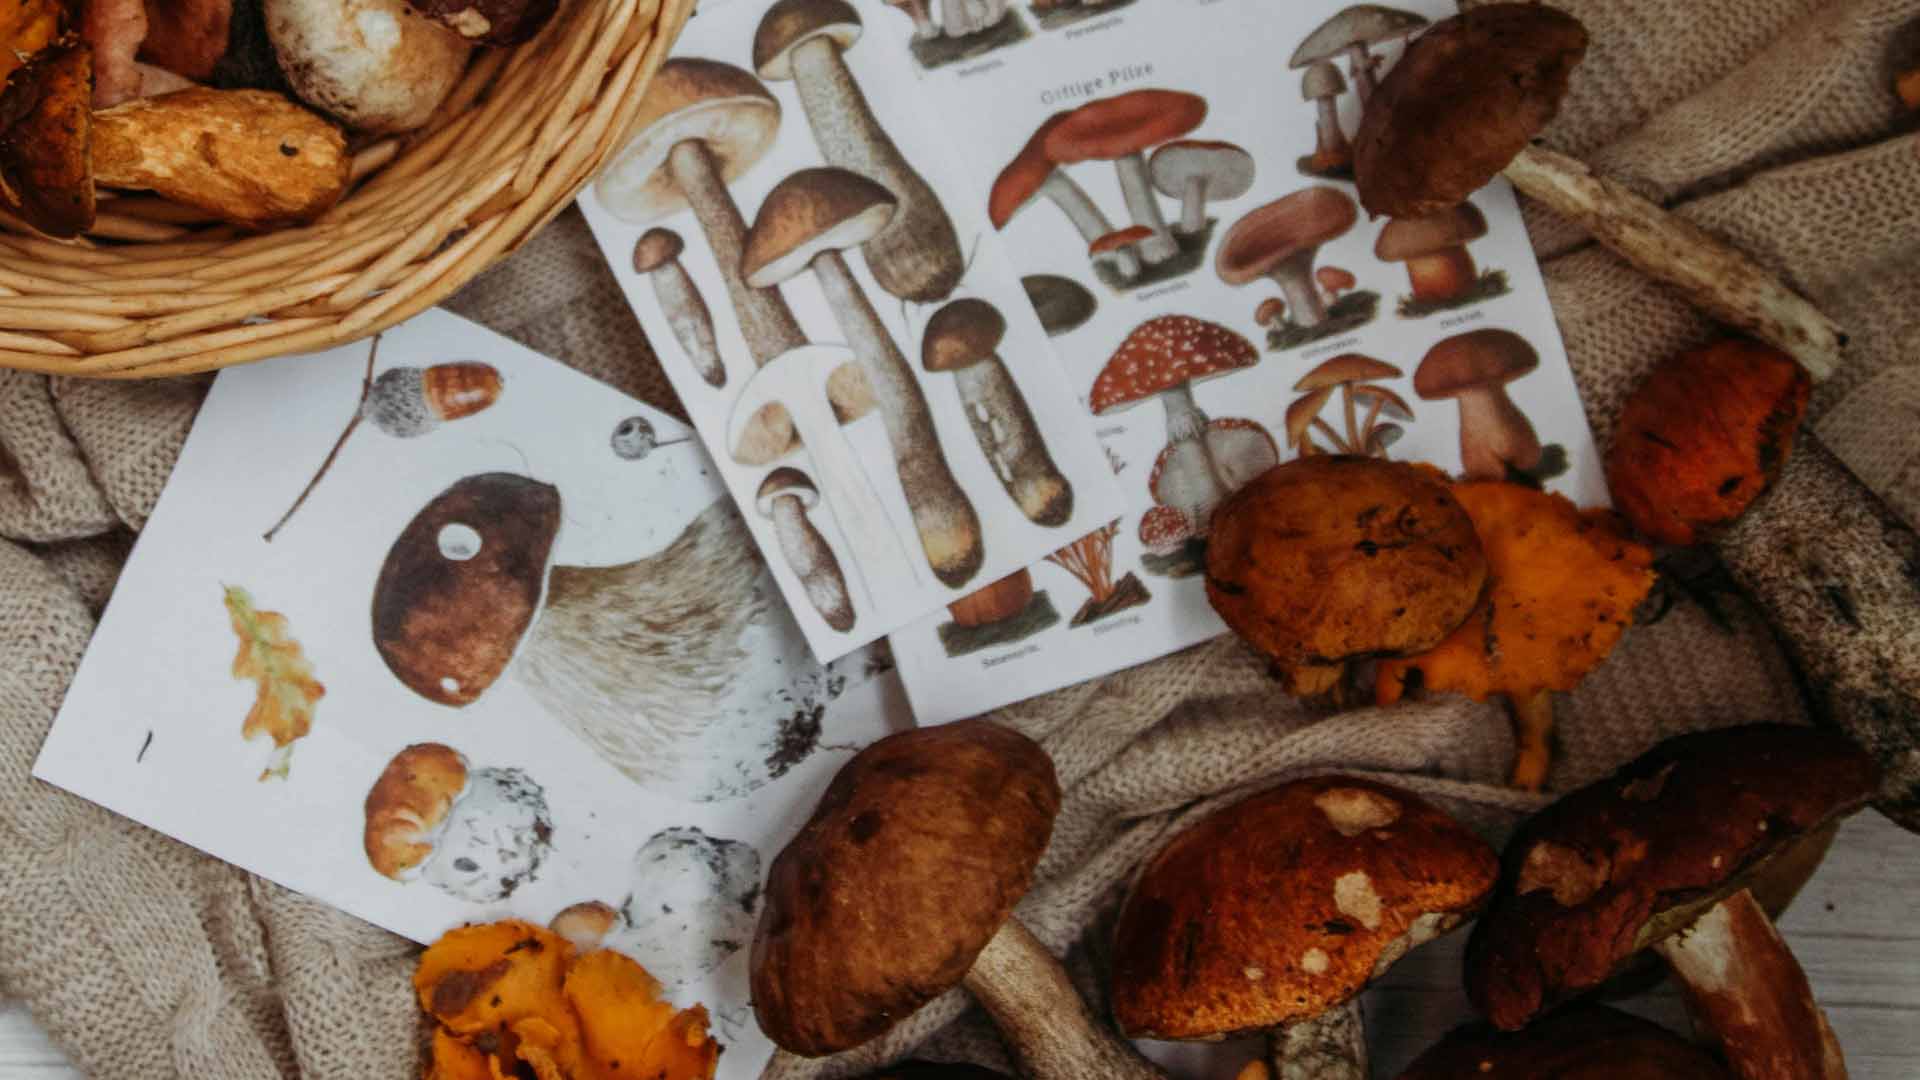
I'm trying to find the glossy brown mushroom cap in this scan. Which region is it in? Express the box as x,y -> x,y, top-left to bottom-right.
754,0 -> 862,80
750,720 -> 1062,1056
1465,724 -> 1879,1030
923,298 -> 1008,372
1375,204 -> 1489,261
1400,1006 -> 1733,1079
742,166 -> 898,288
632,227 -> 686,273
1414,329 -> 1538,399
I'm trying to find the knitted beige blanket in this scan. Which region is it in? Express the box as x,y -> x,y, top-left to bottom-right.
3,1 -> 1917,1076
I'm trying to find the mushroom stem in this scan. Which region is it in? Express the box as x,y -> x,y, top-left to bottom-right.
1269,249 -> 1328,328
647,255 -> 726,388
956,358 -> 1073,527
1451,386 -> 1543,481
1177,175 -> 1208,235
1270,998 -> 1367,1080
962,919 -> 1170,1080
1404,247 -> 1476,302
1509,690 -> 1553,792
1501,145 -> 1842,380
1345,43 -> 1379,108
1038,169 -> 1119,241
1358,393 -> 1385,446
1341,386 -> 1360,453
1652,888 -> 1847,1080
1310,418 -> 1350,455
667,139 -> 807,366
1114,153 -> 1178,264
810,249 -> 984,587
770,493 -> 857,632
900,0 -> 937,38
1311,95 -> 1352,173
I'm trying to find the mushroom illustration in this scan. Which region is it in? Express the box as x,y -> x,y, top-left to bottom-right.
754,0 -> 964,302
1113,777 -> 1497,1079
1467,725 -> 1877,1079
1088,225 -> 1150,279
923,298 -> 1074,527
1376,202 -> 1490,306
609,415 -> 691,461
1315,265 -> 1355,306
618,827 -> 763,989
1089,316 -> 1260,534
991,113 -> 1127,274
550,900 -> 622,950
1148,139 -> 1255,235
363,742 -> 554,903
758,467 -> 857,632
1148,418 -> 1276,518
1353,4 -> 1842,377
752,720 -> 1170,1080
1401,1006 -> 1734,1079
632,227 -> 725,389
373,476 -> 877,802
1048,522 -> 1152,625
1292,353 -> 1402,455
1254,297 -> 1286,330
939,568 -> 1060,655
1415,328 -> 1547,481
742,167 -> 984,589
1043,89 -> 1207,265
882,0 -> 937,39
1217,187 -> 1358,331
1021,274 -> 1096,337
1290,4 -> 1429,109
1297,60 -> 1353,177
1137,505 -> 1196,559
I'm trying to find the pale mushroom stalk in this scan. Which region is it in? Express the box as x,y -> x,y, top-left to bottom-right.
1270,250 -> 1328,327
1313,94 -> 1347,161
1344,42 -> 1379,106
962,920 -> 1171,1080
667,140 -> 807,364
1162,382 -> 1235,492
1451,383 -> 1541,479
761,468 -> 858,632
1270,1000 -> 1366,1080
1040,171 -> 1124,252
1114,154 -> 1178,264
635,228 -> 726,388
924,299 -> 1073,527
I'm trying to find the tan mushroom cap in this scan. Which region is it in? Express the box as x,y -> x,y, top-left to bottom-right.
750,720 -> 1061,1055
1301,59 -> 1346,101
1295,353 -> 1402,391
594,58 -> 781,224
742,167 -> 898,288
1111,776 -> 1496,1039
1216,187 -> 1358,285
923,298 -> 1007,372
1042,88 -> 1207,164
1285,384 -> 1336,447
1089,315 -> 1259,415
363,743 -> 471,880
1414,328 -> 1539,399
1353,5 -> 1589,217
1289,3 -> 1431,67
1149,139 -> 1257,202
1402,1006 -> 1734,1080
757,465 -> 820,512
754,0 -> 862,81
632,227 -> 685,273
1376,203 -> 1489,261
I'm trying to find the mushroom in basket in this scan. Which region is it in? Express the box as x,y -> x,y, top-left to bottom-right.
1397,1005 -> 1732,1079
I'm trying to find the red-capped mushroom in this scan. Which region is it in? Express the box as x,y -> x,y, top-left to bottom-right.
1138,504 -> 1195,556
1089,224 -> 1152,279
1217,187 -> 1359,329
1043,89 -> 1206,264
991,112 -> 1126,272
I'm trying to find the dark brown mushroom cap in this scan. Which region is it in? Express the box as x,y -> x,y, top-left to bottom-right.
371,473 -> 562,707
1216,188 -> 1358,285
754,0 -> 862,81
923,298 -> 1007,372
1399,1006 -> 1733,1079
750,720 -> 1062,1056
1112,776 -> 1496,1040
405,0 -> 558,45
1353,4 -> 1589,218
742,166 -> 897,288
1465,724 -> 1879,1031
596,58 -> 781,224
1042,89 -> 1207,164
1413,328 -> 1538,399
1022,274 -> 1096,337
1290,3 -> 1431,68
1375,203 -> 1489,261
0,40 -> 96,240
632,227 -> 685,273
856,1064 -> 1014,1080
757,466 -> 819,513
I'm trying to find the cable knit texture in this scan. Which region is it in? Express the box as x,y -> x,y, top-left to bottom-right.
1,1 -> 1918,1075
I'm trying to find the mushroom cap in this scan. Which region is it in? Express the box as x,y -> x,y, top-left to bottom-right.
1316,265 -> 1357,292
756,466 -> 820,513
1465,724 -> 1879,1031
1042,89 -> 1207,164
1285,385 -> 1336,448
1216,188 -> 1358,286
593,58 -> 781,225
1353,5 -> 1588,218
1300,59 -> 1346,101
1111,776 -> 1496,1039
1289,3 -> 1431,67
923,298 -> 1007,372
1089,315 -> 1259,416
1089,224 -> 1155,255
1375,203 -> 1489,261
742,166 -> 898,288
753,0 -> 862,81
1295,352 -> 1402,391
1022,274 -> 1096,337
371,472 -> 562,706
1255,297 -> 1287,324
1149,418 -> 1280,505
1149,139 -> 1256,203
1138,503 -> 1196,555
363,742 -> 471,880
1414,328 -> 1539,399
989,113 -> 1069,229
631,227 -> 685,273
1351,382 -> 1415,422
1401,1006 -> 1734,1079
549,900 -> 623,950
751,720 -> 1061,1055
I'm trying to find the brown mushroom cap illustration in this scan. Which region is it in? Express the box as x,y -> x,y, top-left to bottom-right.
923,298 -> 1007,372
1022,274 -> 1096,337
741,167 -> 897,288
752,0 -> 862,81
1090,224 -> 1154,256
362,742 -> 470,880
1217,188 -> 1358,329
631,226 -> 685,273
1401,1006 -> 1734,1080
1295,353 -> 1399,392
1375,202 -> 1487,262
1149,139 -> 1255,234
757,466 -> 820,513
595,59 -> 781,223
1415,328 -> 1544,480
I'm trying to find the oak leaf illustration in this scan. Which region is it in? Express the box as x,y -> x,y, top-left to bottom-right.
224,585 -> 324,781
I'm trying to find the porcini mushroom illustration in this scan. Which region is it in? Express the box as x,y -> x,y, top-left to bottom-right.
923,298 -> 1073,527
1148,139 -> 1255,235
1290,4 -> 1429,109
991,113 -> 1129,276
1297,60 -> 1353,177
1217,187 -> 1358,332
1401,1006 -> 1734,1079
1113,777 -> 1497,1080
743,167 -> 984,589
1467,725 -> 1877,1080
633,227 -> 725,388
1090,316 -> 1260,534
754,0 -> 965,302
1021,274 -> 1096,337
1353,4 -> 1842,377
758,467 -> 857,632
752,721 -> 1170,1080
938,568 -> 1061,656
1043,89 -> 1206,265
1415,328 -> 1557,481
363,742 -> 554,903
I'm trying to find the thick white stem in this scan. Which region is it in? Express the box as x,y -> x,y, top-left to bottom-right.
1040,169 -> 1116,242
1116,153 -> 1178,263
1271,249 -> 1327,327
962,920 -> 1169,1080
956,357 -> 1072,526
1179,175 -> 1207,234
770,494 -> 856,632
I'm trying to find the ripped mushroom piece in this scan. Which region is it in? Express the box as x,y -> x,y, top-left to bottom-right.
1149,139 -> 1255,236
755,0 -> 964,302
1044,89 -> 1207,265
991,112 -> 1128,273
1402,1005 -> 1734,1079
634,227 -> 726,389
0,41 -> 94,239
1297,61 -> 1353,177
758,466 -> 857,632
1468,725 -> 1877,1080
752,721 -> 1170,1080
1217,187 -> 1359,330
1290,4 -> 1429,109
1113,776 -> 1497,1080
1414,329 -> 1544,481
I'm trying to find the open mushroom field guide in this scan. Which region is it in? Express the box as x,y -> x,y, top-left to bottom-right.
34,310 -> 917,1080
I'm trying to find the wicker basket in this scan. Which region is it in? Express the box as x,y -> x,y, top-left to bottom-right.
0,0 -> 690,379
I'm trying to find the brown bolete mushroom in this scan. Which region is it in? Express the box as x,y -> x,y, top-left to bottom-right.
757,466 -> 857,632
1113,776 -> 1498,1080
1294,353 -> 1401,455
1290,4 -> 1429,109
1352,4 -> 1843,379
1043,89 -> 1206,265
755,0 -> 964,302
991,112 -> 1129,275
1149,138 -> 1255,235
1217,187 -> 1359,330
1297,60 -> 1353,177
742,166 -> 984,589
1414,328 -> 1544,481
633,227 -> 725,389
266,0 -> 471,134
1375,203 -> 1488,304
751,720 -> 1168,1080
1467,724 -> 1877,1080
1022,274 -> 1096,338
1399,1005 -> 1734,1079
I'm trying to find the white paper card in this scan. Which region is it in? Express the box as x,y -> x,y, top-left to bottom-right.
34,310 -> 911,1080
577,0 -> 1128,663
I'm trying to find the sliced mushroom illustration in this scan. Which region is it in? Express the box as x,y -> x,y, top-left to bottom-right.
1022,274 -> 1096,337
1376,203 -> 1488,303
758,466 -> 857,632
1298,61 -> 1353,176
743,167 -> 984,589
631,227 -> 726,389
1290,4 -> 1429,108
1148,139 -> 1255,235
1415,329 -> 1543,480
1088,224 -> 1150,279
1043,90 -> 1206,264
755,0 -> 964,302
1216,187 -> 1358,329
363,742 -> 554,903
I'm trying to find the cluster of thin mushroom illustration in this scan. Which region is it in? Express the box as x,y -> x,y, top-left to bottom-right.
1045,520 -> 1152,626
1286,353 -> 1411,458
1290,4 -> 1429,179
992,89 -> 1253,292
1218,185 -> 1381,351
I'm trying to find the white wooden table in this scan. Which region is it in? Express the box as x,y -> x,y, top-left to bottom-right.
3,812 -> 1916,1078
